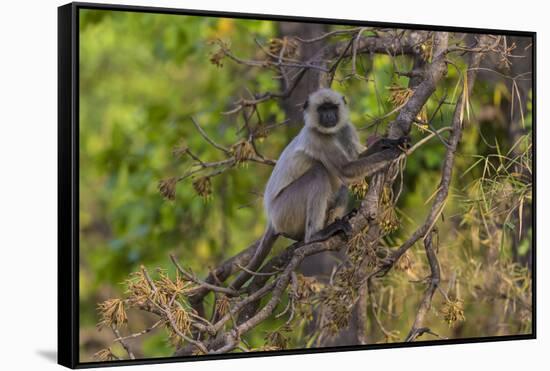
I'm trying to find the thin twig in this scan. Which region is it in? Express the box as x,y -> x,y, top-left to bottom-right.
191,116 -> 230,154
112,320 -> 163,343
405,232 -> 441,342
170,254 -> 239,296
111,326 -> 136,360
235,262 -> 281,276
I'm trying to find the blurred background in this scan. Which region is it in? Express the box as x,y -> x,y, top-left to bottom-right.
78,9 -> 533,361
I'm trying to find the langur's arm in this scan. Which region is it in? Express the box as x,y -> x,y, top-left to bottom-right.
338,135 -> 411,184
340,149 -> 402,184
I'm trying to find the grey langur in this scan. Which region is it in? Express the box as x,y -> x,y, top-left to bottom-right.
229,88 -> 408,290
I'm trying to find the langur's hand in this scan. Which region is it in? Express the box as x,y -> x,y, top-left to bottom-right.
364,135 -> 410,156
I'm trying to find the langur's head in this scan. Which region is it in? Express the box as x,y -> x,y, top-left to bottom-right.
303,88 -> 349,134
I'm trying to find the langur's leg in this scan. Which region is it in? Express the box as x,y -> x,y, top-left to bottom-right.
303,167 -> 332,243
269,162 -> 330,242
326,186 -> 348,224
309,184 -> 352,242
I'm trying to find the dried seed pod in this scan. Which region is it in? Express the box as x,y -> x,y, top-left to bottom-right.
346,226 -> 377,267
381,186 -> 393,205
395,251 -> 414,271
191,347 -> 207,356
215,295 -> 230,317
93,348 -> 118,361
380,207 -> 400,234
209,40 -> 228,67
268,37 -> 299,58
416,106 -> 429,127
125,270 -> 152,306
387,84 -> 414,107
172,142 -> 189,158
168,305 -> 192,346
156,269 -> 192,299
192,176 -> 212,200
173,306 -> 191,334
231,140 -> 255,164
264,330 -> 289,350
420,37 -> 434,61
253,125 -> 269,142
209,49 -> 225,67
350,179 -> 369,199
158,177 -> 177,201
97,298 -> 127,329
320,282 -> 357,336
258,345 -> 281,352
440,299 -> 466,327
294,274 -> 323,301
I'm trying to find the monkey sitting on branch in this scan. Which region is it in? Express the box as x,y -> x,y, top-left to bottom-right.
229,88 -> 409,291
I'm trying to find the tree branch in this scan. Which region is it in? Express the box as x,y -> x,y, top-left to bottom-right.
404,231 -> 442,342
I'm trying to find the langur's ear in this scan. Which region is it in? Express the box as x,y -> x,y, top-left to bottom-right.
303,98 -> 309,110
342,96 -> 347,105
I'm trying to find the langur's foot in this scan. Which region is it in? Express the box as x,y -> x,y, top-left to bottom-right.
308,217 -> 353,243
366,136 -> 411,155
397,135 -> 411,151
329,217 -> 353,240
381,136 -> 410,151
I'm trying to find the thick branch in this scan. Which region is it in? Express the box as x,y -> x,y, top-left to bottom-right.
388,32 -> 449,139
332,33 -> 424,59
382,35 -> 494,270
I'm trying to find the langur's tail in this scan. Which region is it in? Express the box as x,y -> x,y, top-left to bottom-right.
229,223 -> 278,291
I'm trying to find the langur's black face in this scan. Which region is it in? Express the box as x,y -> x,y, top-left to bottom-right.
317,102 -> 339,128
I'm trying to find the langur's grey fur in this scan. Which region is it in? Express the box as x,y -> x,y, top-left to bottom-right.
229,88 -> 407,291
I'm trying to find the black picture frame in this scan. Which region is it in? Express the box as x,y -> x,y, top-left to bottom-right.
58,2 -> 537,368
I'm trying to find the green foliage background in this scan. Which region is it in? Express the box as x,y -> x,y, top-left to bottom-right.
79,9 -> 532,361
